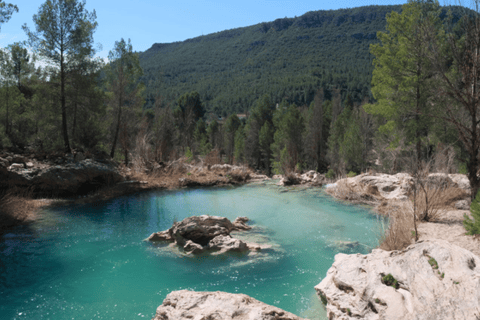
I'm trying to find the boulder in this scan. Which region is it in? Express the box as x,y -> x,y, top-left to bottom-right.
449,174 -> 471,192
8,163 -> 24,170
233,216 -> 252,230
146,230 -> 172,242
315,240 -> 480,320
208,235 -> 248,253
183,240 -> 205,254
152,290 -> 306,320
146,215 -> 254,255
455,200 -> 470,210
170,215 -> 236,246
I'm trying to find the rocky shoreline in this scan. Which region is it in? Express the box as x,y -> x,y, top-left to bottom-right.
3,159 -> 479,319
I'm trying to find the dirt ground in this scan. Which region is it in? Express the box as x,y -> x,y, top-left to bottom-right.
418,209 -> 480,257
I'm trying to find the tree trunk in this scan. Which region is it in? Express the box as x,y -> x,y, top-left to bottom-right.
110,96 -> 122,159
60,54 -> 71,154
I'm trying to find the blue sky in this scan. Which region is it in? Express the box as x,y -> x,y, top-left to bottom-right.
0,0 -> 411,59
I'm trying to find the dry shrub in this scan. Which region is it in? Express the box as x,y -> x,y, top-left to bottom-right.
328,179 -> 359,200
283,172 -> 300,186
377,200 -> 414,251
228,168 -> 251,183
411,185 -> 468,222
204,149 -> 222,166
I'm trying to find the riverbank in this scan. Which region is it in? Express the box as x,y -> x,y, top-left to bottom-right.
324,172 -> 480,255
0,153 -> 270,234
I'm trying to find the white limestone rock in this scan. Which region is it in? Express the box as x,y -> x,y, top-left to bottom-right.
315,240 -> 480,320
152,290 -> 306,320
208,235 -> 248,254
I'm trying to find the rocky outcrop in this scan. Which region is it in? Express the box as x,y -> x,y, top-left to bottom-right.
0,159 -> 123,196
329,173 -> 471,202
315,240 -> 480,320
146,215 -> 256,255
152,290 -> 306,320
277,171 -> 326,187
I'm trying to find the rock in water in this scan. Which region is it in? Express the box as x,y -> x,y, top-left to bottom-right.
146,215 -> 253,255
315,240 -> 480,320
208,235 -> 248,254
152,290 -> 306,320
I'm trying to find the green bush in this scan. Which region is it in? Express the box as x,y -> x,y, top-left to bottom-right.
347,171 -> 357,178
428,257 -> 439,269
464,191 -> 480,235
185,147 -> 194,163
382,273 -> 399,289
326,169 -> 335,179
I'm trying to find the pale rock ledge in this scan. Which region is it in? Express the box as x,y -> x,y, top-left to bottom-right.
152,290 -> 306,320
315,239 -> 480,320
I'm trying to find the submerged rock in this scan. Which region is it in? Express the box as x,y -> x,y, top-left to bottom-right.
315,240 -> 480,320
152,290 -> 306,320
146,215 -> 253,255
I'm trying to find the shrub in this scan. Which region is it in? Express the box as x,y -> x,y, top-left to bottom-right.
184,147 -> 194,163
428,256 -> 439,269
377,201 -> 414,251
464,190 -> 480,235
326,169 -> 335,179
382,273 -> 399,289
347,171 -> 357,178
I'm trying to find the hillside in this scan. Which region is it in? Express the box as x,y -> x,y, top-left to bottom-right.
139,5 -> 459,115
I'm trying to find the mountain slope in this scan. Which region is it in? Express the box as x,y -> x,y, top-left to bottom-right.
138,5 -> 459,115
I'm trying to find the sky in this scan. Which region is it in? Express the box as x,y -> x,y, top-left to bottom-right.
1,0 -> 416,60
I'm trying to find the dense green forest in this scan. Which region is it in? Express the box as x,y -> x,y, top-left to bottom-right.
139,4 -> 463,115
2,0 -> 480,198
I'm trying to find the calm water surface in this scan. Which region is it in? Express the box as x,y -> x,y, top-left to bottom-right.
0,181 -> 384,320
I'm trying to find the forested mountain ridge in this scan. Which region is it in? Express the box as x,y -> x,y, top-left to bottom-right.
139,5 -> 405,115
139,5 -> 463,116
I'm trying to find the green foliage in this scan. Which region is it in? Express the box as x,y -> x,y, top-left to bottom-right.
326,169 -> 335,179
367,1 -> 445,161
428,256 -> 439,269
464,191 -> 480,235
0,1 -> 18,30
271,101 -> 304,173
459,163 -> 468,175
347,171 -> 357,177
382,273 -> 399,289
184,147 -> 194,163
139,6 -> 413,114
233,125 -> 246,163
105,38 -> 144,162
319,293 -> 327,306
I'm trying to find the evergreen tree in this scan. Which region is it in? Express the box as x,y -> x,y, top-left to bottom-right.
259,121 -> 274,175
105,38 -> 144,164
24,0 -> 98,153
365,0 -> 442,163
0,1 -> 17,30
223,114 -> 241,163
271,102 -> 305,173
244,94 -> 274,168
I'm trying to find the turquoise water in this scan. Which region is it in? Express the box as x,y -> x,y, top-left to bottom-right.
0,182 -> 384,320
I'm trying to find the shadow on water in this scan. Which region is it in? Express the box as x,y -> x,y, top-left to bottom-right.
0,225 -> 68,319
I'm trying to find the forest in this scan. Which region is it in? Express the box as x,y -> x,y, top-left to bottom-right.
1,0 -> 480,197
